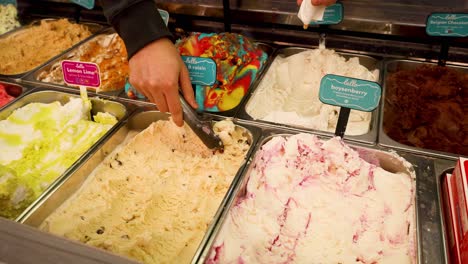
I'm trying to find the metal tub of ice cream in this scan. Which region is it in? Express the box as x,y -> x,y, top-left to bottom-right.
236,47 -> 383,145
20,110 -> 262,264
196,129 -> 446,264
379,60 -> 468,160
0,80 -> 29,109
0,89 -> 127,221
0,18 -> 104,79
24,27 -> 128,97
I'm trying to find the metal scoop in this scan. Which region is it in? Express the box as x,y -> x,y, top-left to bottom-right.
179,95 -> 224,150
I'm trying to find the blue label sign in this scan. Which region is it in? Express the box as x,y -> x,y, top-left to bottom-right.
124,81 -> 147,100
426,13 -> 468,37
0,0 -> 16,5
310,3 -> 343,25
70,0 -> 94,9
158,9 -> 169,26
181,56 -> 217,86
319,74 -> 381,112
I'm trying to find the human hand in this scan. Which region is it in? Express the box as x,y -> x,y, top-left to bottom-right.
128,38 -> 198,127
297,0 -> 337,6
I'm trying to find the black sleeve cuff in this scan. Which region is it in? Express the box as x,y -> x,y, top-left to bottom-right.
107,0 -> 173,59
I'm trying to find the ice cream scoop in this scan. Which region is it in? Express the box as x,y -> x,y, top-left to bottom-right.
180,94 -> 224,150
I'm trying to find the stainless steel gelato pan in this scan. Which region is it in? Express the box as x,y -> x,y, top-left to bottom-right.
236,47 -> 383,145
196,128 -> 444,264
0,89 -> 127,221
20,110 -> 262,264
379,60 -> 468,160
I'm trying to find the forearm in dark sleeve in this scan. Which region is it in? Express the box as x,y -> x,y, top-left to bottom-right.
100,0 -> 173,59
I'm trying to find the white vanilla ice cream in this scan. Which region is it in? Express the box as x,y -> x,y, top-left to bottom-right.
246,47 -> 379,136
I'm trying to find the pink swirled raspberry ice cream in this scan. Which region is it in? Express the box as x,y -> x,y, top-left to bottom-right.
207,134 -> 416,264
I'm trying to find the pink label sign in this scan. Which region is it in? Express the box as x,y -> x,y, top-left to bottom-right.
62,60 -> 101,88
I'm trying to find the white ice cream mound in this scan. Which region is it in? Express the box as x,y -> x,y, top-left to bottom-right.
246,48 -> 380,136
208,134 -> 416,264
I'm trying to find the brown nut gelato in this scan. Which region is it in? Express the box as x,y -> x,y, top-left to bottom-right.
0,19 -> 92,75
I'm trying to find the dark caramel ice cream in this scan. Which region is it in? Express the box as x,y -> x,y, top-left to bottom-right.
384,64 -> 468,156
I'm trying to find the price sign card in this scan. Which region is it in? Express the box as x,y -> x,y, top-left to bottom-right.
181,56 -> 217,86
310,3 -> 343,25
0,0 -> 16,5
319,74 -> 381,137
70,0 -> 94,9
426,13 -> 468,37
158,9 -> 169,26
62,60 -> 101,88
319,74 -> 381,112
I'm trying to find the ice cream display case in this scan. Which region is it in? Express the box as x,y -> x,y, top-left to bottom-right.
0,0 -> 467,263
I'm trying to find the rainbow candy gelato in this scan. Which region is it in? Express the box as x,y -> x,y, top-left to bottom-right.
176,33 -> 267,112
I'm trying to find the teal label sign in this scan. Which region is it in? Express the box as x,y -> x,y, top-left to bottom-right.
158,9 -> 169,26
125,81 -> 146,100
310,3 -> 343,25
70,0 -> 94,9
319,74 -> 381,112
0,0 -> 16,5
426,13 -> 468,37
181,56 -> 217,86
